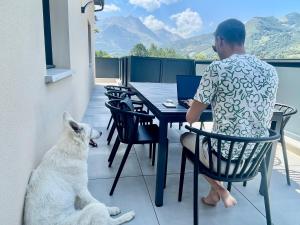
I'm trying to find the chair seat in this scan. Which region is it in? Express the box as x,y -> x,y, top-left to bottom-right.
136,124 -> 159,144
181,132 -> 245,177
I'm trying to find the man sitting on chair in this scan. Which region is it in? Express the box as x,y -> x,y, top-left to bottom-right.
181,19 -> 278,207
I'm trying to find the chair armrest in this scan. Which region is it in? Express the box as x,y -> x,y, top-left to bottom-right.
132,100 -> 143,105
133,111 -> 155,120
132,101 -> 146,111
105,85 -> 131,92
184,125 -> 280,142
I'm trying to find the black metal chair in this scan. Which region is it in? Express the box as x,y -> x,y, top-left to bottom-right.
105,99 -> 159,195
105,90 -> 156,163
178,126 -> 280,225
104,85 -> 136,131
274,103 -> 298,185
105,89 -> 151,144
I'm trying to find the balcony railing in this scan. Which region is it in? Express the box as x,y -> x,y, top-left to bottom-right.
95,56 -> 300,142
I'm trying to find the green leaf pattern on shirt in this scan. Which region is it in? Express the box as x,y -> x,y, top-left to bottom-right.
194,54 -> 279,159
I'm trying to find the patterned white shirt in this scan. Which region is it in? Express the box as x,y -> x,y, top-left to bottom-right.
194,54 -> 279,159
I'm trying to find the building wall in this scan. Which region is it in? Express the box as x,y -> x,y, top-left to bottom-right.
0,0 -> 95,224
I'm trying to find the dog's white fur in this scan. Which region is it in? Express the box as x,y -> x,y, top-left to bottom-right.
24,112 -> 135,225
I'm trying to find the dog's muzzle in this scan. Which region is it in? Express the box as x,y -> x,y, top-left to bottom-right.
89,128 -> 102,148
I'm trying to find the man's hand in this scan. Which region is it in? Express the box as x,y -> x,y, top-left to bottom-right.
186,99 -> 194,107
184,99 -> 193,107
186,100 -> 209,124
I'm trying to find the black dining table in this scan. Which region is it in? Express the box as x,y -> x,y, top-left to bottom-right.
129,82 -> 282,207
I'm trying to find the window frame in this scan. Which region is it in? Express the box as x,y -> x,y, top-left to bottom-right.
42,0 -> 55,69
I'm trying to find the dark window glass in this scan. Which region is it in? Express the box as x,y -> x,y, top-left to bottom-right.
42,0 -> 54,68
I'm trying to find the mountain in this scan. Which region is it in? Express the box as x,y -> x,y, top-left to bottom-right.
154,28 -> 182,42
169,12 -> 300,59
95,25 -> 141,56
245,13 -> 300,58
281,12 -> 300,27
165,33 -> 215,57
95,13 -> 300,59
95,16 -> 182,56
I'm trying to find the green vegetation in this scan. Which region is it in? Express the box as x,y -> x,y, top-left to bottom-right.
130,43 -> 149,57
130,43 -> 186,59
95,50 -> 111,58
194,53 -> 208,60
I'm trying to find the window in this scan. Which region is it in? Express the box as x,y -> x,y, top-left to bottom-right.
88,22 -> 92,65
42,0 -> 54,68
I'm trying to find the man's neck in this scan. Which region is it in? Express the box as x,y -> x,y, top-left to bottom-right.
222,46 -> 246,59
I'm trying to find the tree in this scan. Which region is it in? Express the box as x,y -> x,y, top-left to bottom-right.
148,44 -> 159,57
95,50 -> 111,58
130,43 -> 149,57
130,43 -> 187,59
147,43 -> 184,58
194,52 -> 207,60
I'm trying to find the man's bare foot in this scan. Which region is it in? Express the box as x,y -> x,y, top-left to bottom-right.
201,189 -> 220,207
217,188 -> 237,208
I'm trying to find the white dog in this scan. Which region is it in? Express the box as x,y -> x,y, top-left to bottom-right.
24,112 -> 135,225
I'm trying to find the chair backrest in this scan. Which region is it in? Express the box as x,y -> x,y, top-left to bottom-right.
105,99 -> 139,143
274,103 -> 297,133
105,90 -> 130,100
104,85 -> 131,92
185,126 -> 280,182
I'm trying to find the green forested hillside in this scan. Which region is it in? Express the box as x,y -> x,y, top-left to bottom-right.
169,12 -> 300,59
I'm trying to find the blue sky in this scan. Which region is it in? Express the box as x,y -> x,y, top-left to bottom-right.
96,0 -> 300,37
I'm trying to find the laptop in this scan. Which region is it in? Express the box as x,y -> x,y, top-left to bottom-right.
176,75 -> 202,109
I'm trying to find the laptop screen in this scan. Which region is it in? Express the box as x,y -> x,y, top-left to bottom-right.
176,75 -> 202,101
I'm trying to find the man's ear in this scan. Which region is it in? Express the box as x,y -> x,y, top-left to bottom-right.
69,120 -> 82,134
219,36 -> 225,47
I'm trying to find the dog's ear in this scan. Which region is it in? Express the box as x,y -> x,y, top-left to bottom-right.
69,120 -> 82,134
63,111 -> 72,122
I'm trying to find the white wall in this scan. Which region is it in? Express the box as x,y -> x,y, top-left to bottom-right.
0,0 -> 95,224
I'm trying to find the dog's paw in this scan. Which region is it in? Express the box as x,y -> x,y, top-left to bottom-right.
125,211 -> 135,221
108,206 -> 121,216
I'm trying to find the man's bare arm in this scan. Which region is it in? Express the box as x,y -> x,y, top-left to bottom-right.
186,100 -> 209,124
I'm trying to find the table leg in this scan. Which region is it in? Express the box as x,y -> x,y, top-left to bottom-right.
155,119 -> 168,207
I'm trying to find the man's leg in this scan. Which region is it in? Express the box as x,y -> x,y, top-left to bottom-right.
201,186 -> 220,206
203,175 -> 237,208
180,132 -> 236,208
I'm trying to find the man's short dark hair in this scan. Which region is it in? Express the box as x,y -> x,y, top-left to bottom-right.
214,19 -> 246,45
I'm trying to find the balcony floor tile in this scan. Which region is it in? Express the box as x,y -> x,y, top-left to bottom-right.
84,84 -> 300,225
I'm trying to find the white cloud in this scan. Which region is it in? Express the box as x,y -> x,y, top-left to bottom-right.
160,0 -> 179,4
129,0 -> 160,11
142,11 -> 203,38
129,0 -> 179,11
103,4 -> 121,12
170,8 -> 203,38
143,15 -> 166,31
